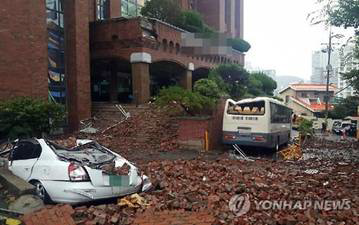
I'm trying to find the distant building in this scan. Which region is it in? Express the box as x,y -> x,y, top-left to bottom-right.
311,49 -> 340,87
273,75 -> 304,95
278,83 -> 336,117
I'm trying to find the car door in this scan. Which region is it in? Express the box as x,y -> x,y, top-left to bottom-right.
8,141 -> 42,181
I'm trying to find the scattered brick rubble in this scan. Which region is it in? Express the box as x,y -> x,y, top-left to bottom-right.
67,143 -> 358,225
55,105 -> 181,159
100,106 -> 179,154
22,205 -> 75,225
49,106 -> 359,225
133,210 -> 216,225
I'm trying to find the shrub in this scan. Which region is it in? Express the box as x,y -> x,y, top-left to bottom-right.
0,97 -> 65,139
298,118 -> 314,137
227,38 -> 251,52
141,0 -> 181,25
176,11 -> 204,32
193,79 -> 221,99
155,86 -> 215,115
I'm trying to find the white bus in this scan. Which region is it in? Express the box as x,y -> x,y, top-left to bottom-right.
222,97 -> 292,150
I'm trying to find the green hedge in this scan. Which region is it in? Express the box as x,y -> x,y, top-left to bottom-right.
155,86 -> 215,115
0,97 -> 65,139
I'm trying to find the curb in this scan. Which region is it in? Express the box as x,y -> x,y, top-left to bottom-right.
0,168 -> 35,196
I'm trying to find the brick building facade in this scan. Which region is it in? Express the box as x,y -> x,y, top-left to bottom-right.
0,0 -> 245,130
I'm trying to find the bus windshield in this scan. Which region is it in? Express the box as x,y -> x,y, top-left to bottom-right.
227,101 -> 265,115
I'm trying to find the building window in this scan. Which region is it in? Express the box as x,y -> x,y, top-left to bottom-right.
46,0 -> 66,104
97,0 -> 109,20
121,0 -> 147,18
301,92 -> 308,98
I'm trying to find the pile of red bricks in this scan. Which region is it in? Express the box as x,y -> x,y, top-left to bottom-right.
133,210 -> 216,225
22,204 -> 75,225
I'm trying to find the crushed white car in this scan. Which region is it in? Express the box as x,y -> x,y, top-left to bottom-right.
5,138 -> 151,204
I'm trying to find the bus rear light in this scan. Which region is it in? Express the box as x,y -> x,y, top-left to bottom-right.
252,135 -> 265,142
224,135 -> 237,140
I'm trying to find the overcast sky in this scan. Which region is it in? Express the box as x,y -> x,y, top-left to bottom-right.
244,0 -> 337,80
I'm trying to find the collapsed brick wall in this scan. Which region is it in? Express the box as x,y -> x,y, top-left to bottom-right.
177,117 -> 210,150
176,99 -> 226,151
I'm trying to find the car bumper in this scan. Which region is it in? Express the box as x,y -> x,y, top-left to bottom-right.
41,178 -> 148,204
223,131 -> 274,148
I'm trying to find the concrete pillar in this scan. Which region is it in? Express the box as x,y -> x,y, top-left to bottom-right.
64,0 -> 92,131
130,53 -> 151,105
180,63 -> 194,90
180,70 -> 193,90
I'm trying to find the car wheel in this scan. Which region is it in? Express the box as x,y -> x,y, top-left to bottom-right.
30,180 -> 51,203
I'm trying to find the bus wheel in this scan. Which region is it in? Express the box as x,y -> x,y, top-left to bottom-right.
273,139 -> 279,152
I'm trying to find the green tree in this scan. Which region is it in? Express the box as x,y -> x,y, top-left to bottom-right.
193,79 -> 221,99
176,11 -> 204,33
329,96 -> 359,119
329,0 -> 359,28
141,0 -> 181,25
247,75 -> 264,96
208,64 -> 249,99
248,72 -> 277,96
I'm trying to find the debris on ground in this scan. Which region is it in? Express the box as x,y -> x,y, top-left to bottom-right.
279,143 -> 302,160
118,194 -> 149,208
53,106 -> 180,159
133,210 -> 216,225
69,153 -> 358,224
45,106 -> 359,225
22,204 -> 75,225
8,195 -> 44,214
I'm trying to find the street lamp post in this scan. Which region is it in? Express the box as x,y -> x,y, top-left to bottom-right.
322,28 -> 343,125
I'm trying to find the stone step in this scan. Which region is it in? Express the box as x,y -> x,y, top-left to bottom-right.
92,102 -> 151,120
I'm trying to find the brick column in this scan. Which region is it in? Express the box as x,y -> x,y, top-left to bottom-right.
130,53 -> 151,105
64,0 -> 92,131
109,0 -> 121,18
